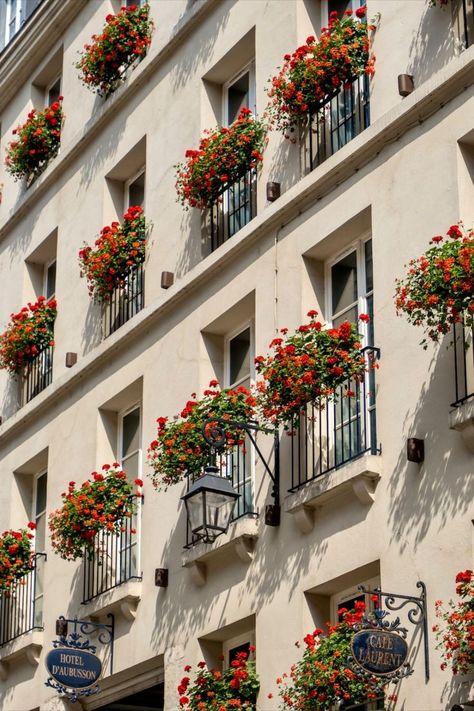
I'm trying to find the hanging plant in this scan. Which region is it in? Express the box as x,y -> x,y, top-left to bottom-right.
147,381 -> 257,490
175,108 -> 267,209
428,0 -> 449,7
5,98 -> 64,182
76,4 -> 154,97
0,524 -> 36,591
48,465 -> 142,561
434,570 -> 474,675
0,296 -> 57,375
266,8 -> 375,136
178,647 -> 259,710
394,224 -> 474,347
277,603 -> 391,710
255,311 -> 369,426
78,205 -> 149,302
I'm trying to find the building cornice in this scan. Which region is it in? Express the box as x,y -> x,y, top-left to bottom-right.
0,48 -> 473,445
0,0 -> 88,113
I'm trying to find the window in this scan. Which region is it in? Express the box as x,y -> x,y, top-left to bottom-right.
118,404 -> 141,579
223,62 -> 256,126
32,470 -> 47,625
222,631 -> 255,669
5,0 -> 21,43
224,324 -> 254,517
124,167 -> 145,209
325,0 -> 364,21
45,75 -> 61,107
43,258 -> 56,299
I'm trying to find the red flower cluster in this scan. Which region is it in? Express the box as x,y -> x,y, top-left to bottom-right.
0,526 -> 35,591
5,98 -> 64,182
0,296 -> 57,375
48,465 -> 141,561
76,4 -> 153,97
78,205 -> 149,302
178,648 -> 259,710
278,604 -> 386,709
175,108 -> 267,209
267,9 -> 375,135
395,224 -> 474,347
434,570 -> 474,675
147,382 -> 257,489
255,311 -> 368,425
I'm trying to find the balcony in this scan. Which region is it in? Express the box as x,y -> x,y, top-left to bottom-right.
0,553 -> 45,648
82,515 -> 141,618
207,170 -> 257,253
449,320 -> 474,452
21,345 -> 53,405
302,74 -> 370,174
103,263 -> 144,338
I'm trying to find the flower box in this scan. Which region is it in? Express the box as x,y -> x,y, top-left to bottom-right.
434,570 -> 474,675
0,526 -> 36,591
78,205 -> 149,302
0,296 -> 56,375
5,99 -> 63,183
76,4 -> 153,97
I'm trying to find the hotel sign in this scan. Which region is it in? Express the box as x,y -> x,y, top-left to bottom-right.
351,629 -> 409,676
45,647 -> 102,690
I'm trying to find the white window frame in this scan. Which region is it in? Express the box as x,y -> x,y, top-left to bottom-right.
325,233 -> 372,346
31,468 -> 47,627
43,257 -> 56,300
117,402 -> 142,580
330,575 -> 380,623
5,0 -> 22,43
124,166 -> 146,210
45,74 -> 61,108
222,61 -> 256,127
323,0 -> 364,24
224,320 -> 255,390
222,631 -> 256,669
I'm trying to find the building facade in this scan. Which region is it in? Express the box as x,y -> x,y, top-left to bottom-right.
0,0 -> 473,709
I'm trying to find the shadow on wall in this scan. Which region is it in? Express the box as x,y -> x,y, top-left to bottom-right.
81,298 -> 102,355
407,4 -> 455,89
386,336 -> 474,558
0,376 -> 19,421
267,132 -> 302,198
78,114 -> 126,193
170,0 -> 233,92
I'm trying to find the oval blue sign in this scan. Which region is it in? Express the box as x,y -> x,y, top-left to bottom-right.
45,647 -> 102,689
351,630 -> 408,676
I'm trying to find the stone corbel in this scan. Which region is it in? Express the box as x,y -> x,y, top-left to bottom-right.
233,535 -> 255,563
187,561 -> 206,587
292,505 -> 315,534
119,596 -> 140,621
351,474 -> 378,504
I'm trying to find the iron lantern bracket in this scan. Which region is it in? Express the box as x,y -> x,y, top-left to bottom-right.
202,417 -> 280,508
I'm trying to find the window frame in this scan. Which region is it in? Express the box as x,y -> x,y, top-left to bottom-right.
45,74 -> 61,108
330,575 -> 380,623
43,256 -> 56,300
222,61 -> 256,127
117,402 -> 142,578
222,630 -> 256,669
323,0 -> 364,23
31,468 -> 47,626
223,320 -> 255,390
5,0 -> 22,43
124,166 -> 146,210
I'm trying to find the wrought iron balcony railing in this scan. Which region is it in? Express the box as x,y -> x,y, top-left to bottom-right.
103,263 -> 144,339
288,346 -> 380,493
21,344 -> 53,405
451,320 -> 474,408
185,440 -> 258,547
82,514 -> 141,604
302,74 -> 370,174
0,553 -> 46,647
208,170 -> 257,253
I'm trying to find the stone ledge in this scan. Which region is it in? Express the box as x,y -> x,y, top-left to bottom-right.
449,399 -> 474,453
284,454 -> 382,533
182,516 -> 260,586
0,629 -> 43,680
81,580 -> 142,621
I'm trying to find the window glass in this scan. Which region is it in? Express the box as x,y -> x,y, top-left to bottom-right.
228,642 -> 251,664
331,250 -> 358,321
227,72 -> 250,125
229,327 -> 251,387
47,77 -> 61,106
45,260 -> 56,299
127,171 -> 145,208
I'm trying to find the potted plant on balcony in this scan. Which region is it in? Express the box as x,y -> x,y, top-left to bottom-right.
266,7 -> 375,137
0,524 -> 36,591
48,465 -> 142,561
255,310 -> 370,426
0,296 -> 57,375
76,3 -> 154,98
178,647 -> 259,710
276,603 -> 391,710
394,224 -> 474,347
147,381 -> 257,489
433,570 -> 474,675
78,205 -> 150,302
175,108 -> 267,210
5,98 -> 64,183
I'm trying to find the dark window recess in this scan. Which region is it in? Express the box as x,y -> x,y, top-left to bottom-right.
47,77 -> 61,106
95,682 -> 164,710
128,172 -> 145,208
229,642 -> 251,664
337,594 -> 365,621
227,72 -> 250,125
229,328 -> 251,385
45,260 -> 56,299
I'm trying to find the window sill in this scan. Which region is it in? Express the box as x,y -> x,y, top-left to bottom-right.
81,580 -> 142,621
449,398 -> 474,453
181,516 -> 259,586
0,630 -> 43,680
284,454 -> 381,533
